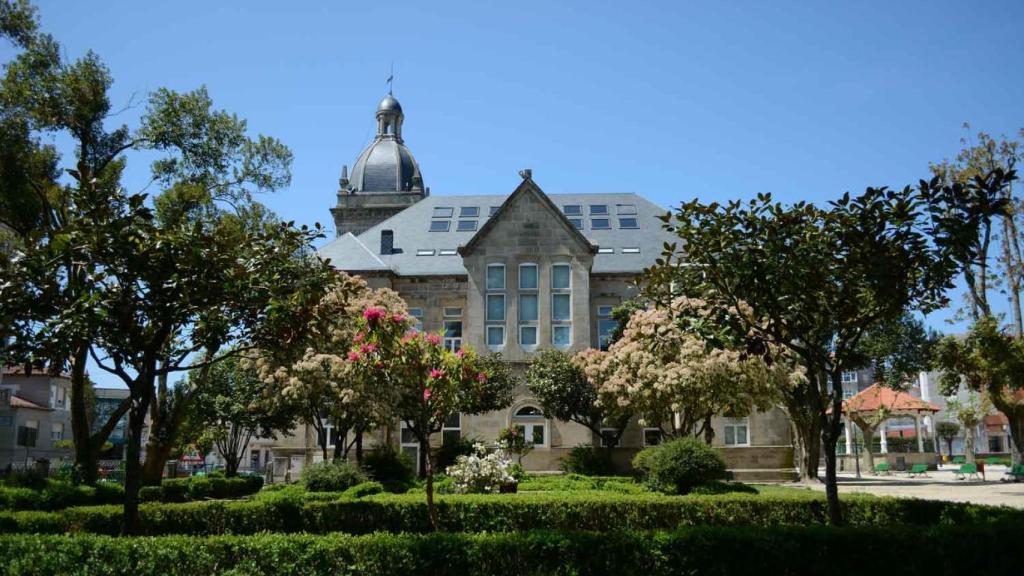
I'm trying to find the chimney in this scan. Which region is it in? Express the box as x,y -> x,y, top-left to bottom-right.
380,230 -> 394,255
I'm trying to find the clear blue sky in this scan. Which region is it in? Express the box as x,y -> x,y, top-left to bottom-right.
7,1 -> 1024,387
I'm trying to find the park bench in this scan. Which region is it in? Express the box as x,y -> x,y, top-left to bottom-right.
906,464 -> 929,478
955,463 -> 981,481
951,456 -> 966,465
1003,464 -> 1024,483
985,457 -> 1003,466
873,462 -> 892,476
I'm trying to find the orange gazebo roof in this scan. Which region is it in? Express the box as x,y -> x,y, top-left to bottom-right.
842,383 -> 940,415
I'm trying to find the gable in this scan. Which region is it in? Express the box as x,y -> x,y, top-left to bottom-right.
459,178 -> 596,257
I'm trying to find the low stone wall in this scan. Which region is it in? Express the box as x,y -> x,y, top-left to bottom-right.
837,451 -> 939,472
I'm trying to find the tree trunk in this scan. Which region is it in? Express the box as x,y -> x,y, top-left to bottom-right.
991,396 -> 1024,465
702,414 -> 715,445
964,425 -> 976,463
417,436 -> 428,479
821,371 -> 845,526
422,435 -> 439,531
123,387 -> 152,536
69,344 -> 96,485
141,441 -> 174,485
856,424 -> 876,472
785,392 -> 822,481
355,429 -> 364,464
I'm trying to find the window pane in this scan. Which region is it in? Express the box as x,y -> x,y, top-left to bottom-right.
489,206 -> 500,216
430,220 -> 450,232
515,425 -> 526,438
519,265 -> 538,290
519,294 -> 538,322
486,295 -> 505,322
520,326 -> 538,346
563,204 -> 582,215
487,326 -> 504,346
597,305 -> 614,317
644,429 -> 662,446
590,205 -> 608,215
568,218 -> 583,230
725,427 -> 735,446
737,426 -> 748,445
616,204 -> 637,215
459,206 -> 479,218
443,307 -> 462,317
487,265 -> 505,290
444,321 -> 462,338
552,294 -> 571,321
531,425 -> 545,445
619,217 -> 638,228
553,325 -> 571,348
442,430 -> 461,447
457,220 -> 477,231
552,265 -> 571,289
516,406 -> 543,417
401,427 -> 416,445
444,412 -> 461,429
591,218 -> 610,230
433,207 -> 453,218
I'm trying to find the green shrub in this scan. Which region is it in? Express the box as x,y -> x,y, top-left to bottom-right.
2,468 -> 47,490
0,479 -> 125,511
186,477 -> 214,500
689,481 -> 758,496
342,481 -> 383,499
138,486 -> 164,503
435,436 -> 477,471
633,438 -> 727,494
94,481 -> 124,504
360,445 -> 414,489
560,446 -> 617,475
0,524 -> 1022,575
301,461 -> 368,492
161,479 -> 189,503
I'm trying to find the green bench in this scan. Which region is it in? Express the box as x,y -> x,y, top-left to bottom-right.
906,463 -> 929,478
951,456 -> 967,465
1003,464 -> 1024,482
955,463 -> 981,481
873,462 -> 892,476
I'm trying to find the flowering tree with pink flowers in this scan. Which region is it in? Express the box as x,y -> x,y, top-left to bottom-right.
350,307 -> 513,530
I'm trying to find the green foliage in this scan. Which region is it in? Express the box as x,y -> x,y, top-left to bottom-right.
854,314 -> 939,388
360,445 -> 415,490
517,474 -> 647,494
560,446 -> 618,476
435,436 -> 476,472
526,349 -> 611,434
301,461 -> 368,493
0,525 -> 1022,576
341,482 -> 383,499
0,479 -> 122,511
633,438 -> 727,494
0,491 -> 1021,536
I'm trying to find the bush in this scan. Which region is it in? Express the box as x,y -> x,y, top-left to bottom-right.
301,461 -> 368,492
0,479 -> 124,511
138,486 -> 164,503
561,446 -> 617,475
633,438 -> 727,494
435,436 -> 477,471
161,479 -> 190,503
445,443 -> 517,494
342,481 -> 383,499
360,445 -> 414,490
0,524 -> 1022,575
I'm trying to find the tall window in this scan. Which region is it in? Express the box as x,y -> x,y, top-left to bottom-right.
512,405 -> 547,448
443,307 -> 463,352
486,264 -> 506,350
597,305 -> 618,350
400,421 -> 420,475
518,263 -> 538,348
442,412 -> 461,447
408,308 -> 424,332
841,371 -> 858,384
51,422 -> 64,441
724,417 -> 749,446
551,263 -> 572,349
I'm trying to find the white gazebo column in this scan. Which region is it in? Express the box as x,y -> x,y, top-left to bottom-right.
845,418 -> 853,455
879,422 -> 888,454
915,413 -> 924,453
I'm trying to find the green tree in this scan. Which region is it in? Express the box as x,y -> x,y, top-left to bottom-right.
526,349 -> 630,453
188,353 -> 293,476
930,128 -> 1024,465
935,420 -> 960,458
946,394 -> 990,463
854,314 -> 938,389
645,173 -> 1007,525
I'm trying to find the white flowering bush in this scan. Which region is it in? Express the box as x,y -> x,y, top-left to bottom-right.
445,442 -> 517,494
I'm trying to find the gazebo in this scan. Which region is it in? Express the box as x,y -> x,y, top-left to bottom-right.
840,383 -> 941,470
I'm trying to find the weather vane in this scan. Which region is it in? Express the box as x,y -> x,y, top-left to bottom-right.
387,63 -> 394,95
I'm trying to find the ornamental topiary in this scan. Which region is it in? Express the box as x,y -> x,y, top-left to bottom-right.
360,445 -> 415,490
301,461 -> 368,492
632,437 -> 727,494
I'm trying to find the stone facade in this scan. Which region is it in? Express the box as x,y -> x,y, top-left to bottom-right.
0,369 -> 73,468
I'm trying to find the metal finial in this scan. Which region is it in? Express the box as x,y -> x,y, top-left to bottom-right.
519,168 -> 532,180
387,63 -> 394,95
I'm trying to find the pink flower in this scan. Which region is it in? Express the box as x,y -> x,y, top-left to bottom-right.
360,343 -> 377,355
476,372 -> 488,383
347,351 -> 360,362
455,348 -> 466,358
375,361 -> 384,369
363,307 -> 386,325
353,332 -> 365,343
401,331 -> 417,343
430,368 -> 444,379
423,387 -> 432,401
426,333 -> 442,346
391,313 -> 405,323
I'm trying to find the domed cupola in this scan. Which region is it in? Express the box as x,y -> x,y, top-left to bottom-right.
344,93 -> 425,194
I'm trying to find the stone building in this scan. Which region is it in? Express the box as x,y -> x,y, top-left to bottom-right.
0,366 -> 73,469
255,93 -> 795,480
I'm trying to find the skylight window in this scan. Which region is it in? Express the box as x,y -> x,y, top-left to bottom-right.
619,217 -> 638,229
457,220 -> 478,232
429,220 -> 450,232
416,249 -> 435,256
597,247 -> 614,254
591,218 -> 610,230
433,207 -> 454,218
568,218 -> 583,230
489,206 -> 500,216
563,205 -> 582,216
589,205 -> 609,215
621,247 -> 640,254
460,206 -> 479,218
439,249 -> 458,256
616,204 -> 637,215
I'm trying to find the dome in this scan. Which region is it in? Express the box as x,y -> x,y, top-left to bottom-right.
349,138 -> 423,193
377,94 -> 403,114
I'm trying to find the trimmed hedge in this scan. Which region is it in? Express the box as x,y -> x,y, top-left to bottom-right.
1,492 -> 1021,536
0,524 -> 1022,575
0,481 -> 123,512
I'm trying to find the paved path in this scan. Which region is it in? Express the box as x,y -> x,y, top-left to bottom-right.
798,465 -> 1024,508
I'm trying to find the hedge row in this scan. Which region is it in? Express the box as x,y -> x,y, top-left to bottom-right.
139,475 -> 263,503
0,481 -> 123,512
0,524 -> 1021,576
1,492 -> 1020,536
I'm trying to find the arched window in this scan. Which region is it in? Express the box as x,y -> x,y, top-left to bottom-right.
511,405 -> 547,448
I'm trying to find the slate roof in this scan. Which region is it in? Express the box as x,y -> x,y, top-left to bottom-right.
319,191 -> 676,276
